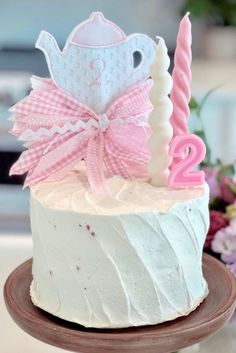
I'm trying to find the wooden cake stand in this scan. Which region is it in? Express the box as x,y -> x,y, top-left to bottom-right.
4,254 -> 236,353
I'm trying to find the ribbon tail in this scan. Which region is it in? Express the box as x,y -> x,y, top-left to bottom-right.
24,131 -> 90,187
9,142 -> 48,175
108,125 -> 151,159
105,134 -> 150,179
104,144 -> 130,179
86,132 -> 106,191
42,159 -> 82,183
106,137 -> 148,166
124,160 -> 149,178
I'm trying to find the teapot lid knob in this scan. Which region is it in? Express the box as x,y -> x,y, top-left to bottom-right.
70,12 -> 127,46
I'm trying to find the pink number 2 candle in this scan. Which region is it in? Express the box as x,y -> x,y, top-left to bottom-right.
168,134 -> 206,188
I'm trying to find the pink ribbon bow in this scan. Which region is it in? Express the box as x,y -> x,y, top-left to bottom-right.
10,76 -> 153,189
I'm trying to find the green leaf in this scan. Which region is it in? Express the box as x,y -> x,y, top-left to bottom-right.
215,158 -> 222,167
228,183 -> 236,196
182,0 -> 236,26
219,164 -> 235,178
199,86 -> 221,113
182,0 -> 213,18
194,130 -> 205,140
189,96 -> 199,110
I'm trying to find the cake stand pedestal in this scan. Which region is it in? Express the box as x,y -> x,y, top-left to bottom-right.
4,254 -> 236,353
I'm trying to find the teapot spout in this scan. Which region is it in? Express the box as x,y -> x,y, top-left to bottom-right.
36,30 -> 62,64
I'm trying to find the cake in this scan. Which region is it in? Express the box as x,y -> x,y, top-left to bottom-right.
10,12 -> 210,328
30,168 -> 209,328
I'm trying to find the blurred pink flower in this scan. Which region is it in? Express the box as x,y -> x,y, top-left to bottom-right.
220,176 -> 236,204
205,210 -> 229,249
212,218 -> 236,277
202,167 -> 221,200
227,262 -> 236,277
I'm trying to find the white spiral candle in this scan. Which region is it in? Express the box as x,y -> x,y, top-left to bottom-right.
148,38 -> 173,186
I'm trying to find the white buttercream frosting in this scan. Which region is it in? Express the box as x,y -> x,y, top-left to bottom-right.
31,169 -> 206,214
30,171 -> 210,328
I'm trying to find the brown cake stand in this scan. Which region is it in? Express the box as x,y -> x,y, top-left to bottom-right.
4,254 -> 236,353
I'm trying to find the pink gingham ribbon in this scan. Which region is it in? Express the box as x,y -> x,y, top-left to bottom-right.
10,76 -> 153,189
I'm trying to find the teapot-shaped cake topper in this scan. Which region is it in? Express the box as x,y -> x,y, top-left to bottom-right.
36,12 -> 156,113
9,12 -> 206,190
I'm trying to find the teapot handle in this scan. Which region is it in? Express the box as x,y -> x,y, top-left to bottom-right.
129,35 -> 156,76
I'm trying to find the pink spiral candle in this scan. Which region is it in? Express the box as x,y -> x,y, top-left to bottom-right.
170,13 -> 192,138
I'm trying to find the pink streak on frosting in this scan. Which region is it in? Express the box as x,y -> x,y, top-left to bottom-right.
170,14 -> 192,138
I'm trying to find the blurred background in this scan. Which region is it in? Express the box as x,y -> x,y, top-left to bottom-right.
0,1 -> 236,352
0,0 -> 235,233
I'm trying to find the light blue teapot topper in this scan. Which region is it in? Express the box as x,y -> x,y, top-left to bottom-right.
36,12 -> 156,114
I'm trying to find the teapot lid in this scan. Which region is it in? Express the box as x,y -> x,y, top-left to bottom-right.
69,12 -> 127,46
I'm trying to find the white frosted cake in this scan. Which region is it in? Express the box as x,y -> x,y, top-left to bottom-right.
30,170 -> 209,328
9,12 -> 210,329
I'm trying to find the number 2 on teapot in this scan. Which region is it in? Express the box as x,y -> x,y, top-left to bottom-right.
88,56 -> 110,88
168,134 -> 206,188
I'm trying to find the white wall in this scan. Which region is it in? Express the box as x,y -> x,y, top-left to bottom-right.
0,0 -> 184,49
